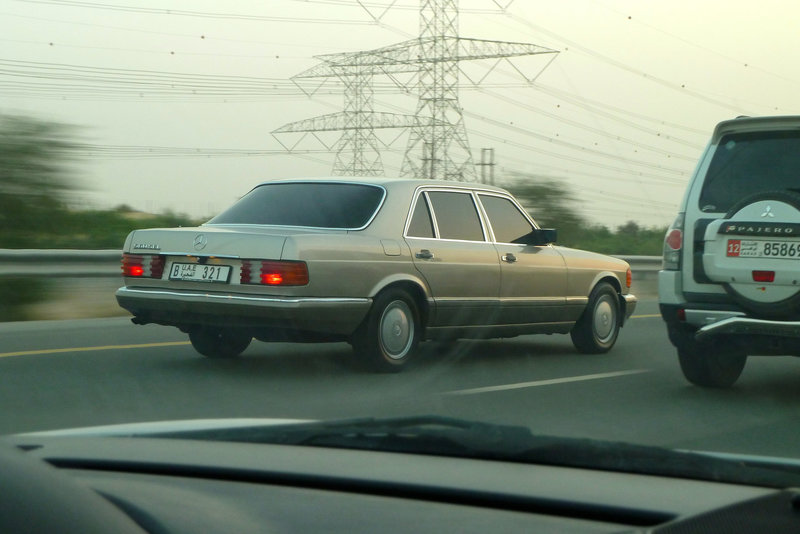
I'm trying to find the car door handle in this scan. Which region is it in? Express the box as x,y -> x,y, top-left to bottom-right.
502,253 -> 517,263
415,249 -> 434,260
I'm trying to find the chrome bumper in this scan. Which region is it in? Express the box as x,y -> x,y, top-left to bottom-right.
622,294 -> 637,323
116,287 -> 371,335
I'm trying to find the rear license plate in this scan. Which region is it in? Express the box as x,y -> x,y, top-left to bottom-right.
727,239 -> 800,258
169,263 -> 231,283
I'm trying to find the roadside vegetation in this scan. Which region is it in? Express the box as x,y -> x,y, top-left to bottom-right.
504,176 -> 667,256
0,113 -> 664,320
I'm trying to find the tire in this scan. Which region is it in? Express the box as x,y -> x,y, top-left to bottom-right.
353,288 -> 421,373
570,282 -> 620,354
189,327 -> 251,359
677,345 -> 747,388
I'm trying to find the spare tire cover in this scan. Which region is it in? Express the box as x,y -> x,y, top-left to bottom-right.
701,191 -> 800,317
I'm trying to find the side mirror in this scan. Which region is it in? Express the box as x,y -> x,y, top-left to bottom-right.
516,228 -> 557,246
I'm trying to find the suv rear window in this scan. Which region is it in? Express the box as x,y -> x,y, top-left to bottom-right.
699,130 -> 800,213
208,182 -> 385,229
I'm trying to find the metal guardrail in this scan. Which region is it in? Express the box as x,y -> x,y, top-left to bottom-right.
0,249 -> 122,278
0,249 -> 662,279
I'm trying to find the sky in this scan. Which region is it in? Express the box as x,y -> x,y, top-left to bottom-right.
2,0 -> 799,228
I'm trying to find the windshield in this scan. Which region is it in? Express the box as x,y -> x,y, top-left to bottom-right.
207,182 -> 385,229
699,130 -> 800,212
3,0 -> 800,496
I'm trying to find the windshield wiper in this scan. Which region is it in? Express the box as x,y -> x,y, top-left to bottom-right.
144,415 -> 799,488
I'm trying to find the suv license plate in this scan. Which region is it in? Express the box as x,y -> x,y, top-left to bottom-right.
727,239 -> 800,259
169,263 -> 231,283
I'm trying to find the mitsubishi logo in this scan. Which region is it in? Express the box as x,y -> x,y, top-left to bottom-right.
761,205 -> 775,218
193,233 -> 208,250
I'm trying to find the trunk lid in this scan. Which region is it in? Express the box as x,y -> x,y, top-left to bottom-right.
126,225 -> 288,259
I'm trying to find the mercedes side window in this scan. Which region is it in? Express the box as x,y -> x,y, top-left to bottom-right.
427,191 -> 485,242
479,194 -> 534,244
407,193 -> 436,238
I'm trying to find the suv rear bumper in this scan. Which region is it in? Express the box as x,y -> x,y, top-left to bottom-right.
660,302 -> 800,356
695,317 -> 800,341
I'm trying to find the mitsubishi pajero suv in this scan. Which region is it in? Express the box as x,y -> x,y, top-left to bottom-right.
659,115 -> 800,387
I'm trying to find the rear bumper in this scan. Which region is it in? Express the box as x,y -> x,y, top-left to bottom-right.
696,317 -> 800,342
116,287 -> 371,335
660,302 -> 800,355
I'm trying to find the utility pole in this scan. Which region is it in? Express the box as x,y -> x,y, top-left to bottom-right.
478,148 -> 496,185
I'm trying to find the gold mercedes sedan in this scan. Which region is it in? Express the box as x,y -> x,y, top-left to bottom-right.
116,178 -> 636,372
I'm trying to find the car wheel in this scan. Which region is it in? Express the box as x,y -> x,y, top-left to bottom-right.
677,345 -> 747,388
570,282 -> 620,354
189,327 -> 251,359
353,288 -> 420,373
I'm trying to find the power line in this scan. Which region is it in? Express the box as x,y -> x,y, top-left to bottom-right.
474,89 -> 702,157
0,11 -> 354,50
499,10 -> 754,114
589,0 -> 800,88
15,0 -> 379,24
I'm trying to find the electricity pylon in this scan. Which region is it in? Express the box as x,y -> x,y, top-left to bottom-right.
273,0 -> 558,180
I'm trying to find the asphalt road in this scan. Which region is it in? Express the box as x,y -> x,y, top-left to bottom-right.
2,297 -> 800,458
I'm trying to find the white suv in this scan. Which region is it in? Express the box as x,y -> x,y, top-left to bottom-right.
659,115 -> 800,387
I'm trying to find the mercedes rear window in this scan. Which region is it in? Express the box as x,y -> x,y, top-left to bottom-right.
207,182 -> 385,229
699,130 -> 800,213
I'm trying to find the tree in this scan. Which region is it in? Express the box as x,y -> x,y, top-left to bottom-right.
501,172 -> 587,247
0,114 -> 80,247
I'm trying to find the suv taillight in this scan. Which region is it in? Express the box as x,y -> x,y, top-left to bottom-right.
662,213 -> 684,270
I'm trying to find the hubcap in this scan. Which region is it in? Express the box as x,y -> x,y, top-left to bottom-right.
379,300 -> 413,359
593,297 -> 616,342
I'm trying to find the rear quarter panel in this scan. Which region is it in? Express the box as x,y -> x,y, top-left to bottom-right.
280,232 -> 428,298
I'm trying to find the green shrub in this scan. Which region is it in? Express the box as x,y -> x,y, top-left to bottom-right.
0,278 -> 49,322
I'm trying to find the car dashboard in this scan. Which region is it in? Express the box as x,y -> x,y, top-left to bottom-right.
3,434 -> 800,533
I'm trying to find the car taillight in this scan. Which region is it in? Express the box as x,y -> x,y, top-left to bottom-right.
260,261 -> 309,286
240,260 -> 252,284
121,254 -> 164,278
626,268 -> 632,288
150,255 -> 165,278
662,213 -> 684,270
240,260 -> 309,286
752,270 -> 775,283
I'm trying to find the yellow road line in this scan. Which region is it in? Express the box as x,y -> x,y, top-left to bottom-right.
2,312 -> 663,359
0,341 -> 190,359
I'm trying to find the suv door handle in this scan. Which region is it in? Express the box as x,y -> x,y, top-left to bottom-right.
415,249 -> 434,260
502,253 -> 517,263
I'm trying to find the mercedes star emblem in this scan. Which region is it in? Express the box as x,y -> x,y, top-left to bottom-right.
193,233 -> 208,250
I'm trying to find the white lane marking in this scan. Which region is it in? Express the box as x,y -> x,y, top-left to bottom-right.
444,369 -> 651,396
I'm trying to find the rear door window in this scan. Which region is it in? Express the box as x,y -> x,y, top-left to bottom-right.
406,193 -> 436,238
699,131 -> 800,213
427,191 -> 485,242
